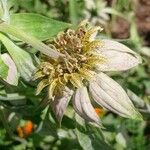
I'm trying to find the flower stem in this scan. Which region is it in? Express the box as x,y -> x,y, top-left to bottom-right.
0,106 -> 13,137
0,21 -> 64,59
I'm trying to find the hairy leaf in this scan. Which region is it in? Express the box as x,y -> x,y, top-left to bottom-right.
10,13 -> 71,41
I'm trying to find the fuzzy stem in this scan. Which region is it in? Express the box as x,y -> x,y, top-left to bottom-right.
0,21 -> 64,59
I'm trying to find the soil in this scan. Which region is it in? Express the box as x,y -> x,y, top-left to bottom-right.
106,0 -> 113,6
106,0 -> 150,46
111,17 -> 130,39
136,0 -> 150,46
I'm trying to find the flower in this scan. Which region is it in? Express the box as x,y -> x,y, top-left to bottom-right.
17,120 -> 34,138
94,107 -> 105,117
33,21 -> 142,125
83,0 -> 113,26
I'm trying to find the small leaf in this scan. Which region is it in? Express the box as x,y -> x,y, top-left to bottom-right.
127,89 -> 145,108
0,93 -> 25,101
141,47 -> 150,57
10,13 -> 71,41
0,53 -> 18,85
116,132 -> 127,148
0,0 -> 10,22
76,128 -> 94,150
75,124 -> 111,150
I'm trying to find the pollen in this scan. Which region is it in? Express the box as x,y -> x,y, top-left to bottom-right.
33,21 -> 106,99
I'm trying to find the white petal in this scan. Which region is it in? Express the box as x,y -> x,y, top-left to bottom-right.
73,87 -> 100,124
96,39 -> 142,71
52,87 -> 73,123
89,73 -> 142,119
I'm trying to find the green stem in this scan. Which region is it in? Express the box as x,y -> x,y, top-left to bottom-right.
0,22 -> 63,59
69,0 -> 78,25
0,106 -> 13,137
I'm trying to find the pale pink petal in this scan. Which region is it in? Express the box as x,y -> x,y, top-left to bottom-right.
96,39 -> 142,71
52,87 -> 73,123
1,53 -> 18,85
89,73 -> 142,119
73,87 -> 101,125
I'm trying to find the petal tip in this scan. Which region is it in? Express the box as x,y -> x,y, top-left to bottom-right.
131,111 -> 143,121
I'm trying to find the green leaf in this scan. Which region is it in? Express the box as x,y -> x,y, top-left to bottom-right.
76,126 -> 111,150
0,0 -> 10,22
10,13 -> 71,41
0,33 -> 36,82
0,22 -> 62,59
0,53 -> 18,85
0,93 -> 25,101
76,128 -> 94,150
85,124 -> 111,150
75,115 -> 111,150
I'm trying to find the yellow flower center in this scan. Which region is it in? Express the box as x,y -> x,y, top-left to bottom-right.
34,21 -> 106,98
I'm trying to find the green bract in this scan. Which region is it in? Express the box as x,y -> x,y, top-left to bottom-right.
0,33 -> 36,82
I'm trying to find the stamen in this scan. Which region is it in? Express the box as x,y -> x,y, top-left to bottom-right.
48,78 -> 59,99
34,21 -> 104,97
83,26 -> 102,43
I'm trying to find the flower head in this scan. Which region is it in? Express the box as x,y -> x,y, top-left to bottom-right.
34,21 -> 142,125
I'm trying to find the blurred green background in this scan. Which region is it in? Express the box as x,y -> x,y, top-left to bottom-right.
0,0 -> 150,149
